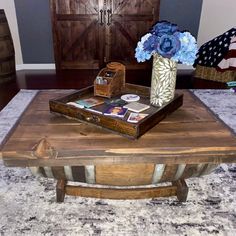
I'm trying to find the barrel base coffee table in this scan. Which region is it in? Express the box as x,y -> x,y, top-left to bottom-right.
1,85 -> 236,202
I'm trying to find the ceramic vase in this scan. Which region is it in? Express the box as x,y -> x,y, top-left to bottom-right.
150,53 -> 177,107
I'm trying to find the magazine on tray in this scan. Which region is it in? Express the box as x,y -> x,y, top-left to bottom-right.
103,105 -> 128,118
123,102 -> 150,113
127,112 -> 149,123
67,96 -> 105,108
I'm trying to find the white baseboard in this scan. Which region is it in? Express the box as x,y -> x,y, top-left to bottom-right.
16,63 -> 194,71
16,64 -> 56,71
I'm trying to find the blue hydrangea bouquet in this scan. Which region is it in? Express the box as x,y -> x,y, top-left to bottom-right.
135,21 -> 198,107
135,21 -> 198,65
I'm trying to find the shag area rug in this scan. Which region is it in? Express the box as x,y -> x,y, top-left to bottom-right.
0,89 -> 236,236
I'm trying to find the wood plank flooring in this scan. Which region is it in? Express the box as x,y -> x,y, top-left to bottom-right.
0,69 -> 227,111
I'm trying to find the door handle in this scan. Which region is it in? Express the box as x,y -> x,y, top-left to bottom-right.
107,9 -> 112,26
99,9 -> 104,25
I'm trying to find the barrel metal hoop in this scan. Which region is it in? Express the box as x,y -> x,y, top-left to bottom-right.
0,18 -> 7,24
0,36 -> 13,41
152,164 -> 165,184
0,55 -> 15,63
0,72 -> 16,80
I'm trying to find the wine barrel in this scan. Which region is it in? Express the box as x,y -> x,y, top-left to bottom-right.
30,163 -> 218,186
0,9 -> 15,83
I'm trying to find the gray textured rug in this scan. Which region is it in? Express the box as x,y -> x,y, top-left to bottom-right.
0,89 -> 236,236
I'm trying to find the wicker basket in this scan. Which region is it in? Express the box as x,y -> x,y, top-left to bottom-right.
195,65 -> 236,83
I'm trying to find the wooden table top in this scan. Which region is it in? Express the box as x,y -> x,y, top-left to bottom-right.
1,89 -> 236,167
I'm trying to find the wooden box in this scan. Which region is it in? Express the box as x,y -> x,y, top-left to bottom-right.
49,83 -> 183,139
94,62 -> 125,98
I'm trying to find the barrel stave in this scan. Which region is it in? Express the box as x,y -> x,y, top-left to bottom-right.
30,163 -> 219,186
0,9 -> 15,83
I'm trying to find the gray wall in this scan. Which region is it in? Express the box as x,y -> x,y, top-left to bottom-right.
160,0 -> 203,38
14,0 -> 202,64
14,0 -> 54,63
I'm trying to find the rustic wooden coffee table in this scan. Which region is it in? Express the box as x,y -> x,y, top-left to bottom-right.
1,85 -> 236,202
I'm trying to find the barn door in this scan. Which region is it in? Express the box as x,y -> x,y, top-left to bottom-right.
106,0 -> 160,69
50,0 -> 105,69
50,0 -> 160,70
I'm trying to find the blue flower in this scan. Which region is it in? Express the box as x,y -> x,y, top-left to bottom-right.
143,35 -> 159,52
151,21 -> 179,37
135,46 -> 152,62
134,21 -> 198,65
157,33 -> 180,58
135,34 -> 152,62
172,32 -> 198,65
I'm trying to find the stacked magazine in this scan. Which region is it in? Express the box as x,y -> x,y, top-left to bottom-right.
67,96 -> 150,122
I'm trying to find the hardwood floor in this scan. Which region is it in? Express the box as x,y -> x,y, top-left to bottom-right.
0,69 -> 227,111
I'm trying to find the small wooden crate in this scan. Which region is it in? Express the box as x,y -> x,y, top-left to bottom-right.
94,62 -> 125,98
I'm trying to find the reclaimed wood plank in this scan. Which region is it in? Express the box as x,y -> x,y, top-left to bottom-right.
3,137 -> 236,154
5,120 -> 233,139
3,146 -> 236,167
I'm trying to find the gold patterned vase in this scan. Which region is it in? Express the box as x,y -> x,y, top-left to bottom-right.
150,54 -> 177,107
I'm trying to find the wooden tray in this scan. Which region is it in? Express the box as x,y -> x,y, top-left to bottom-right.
49,83 -> 183,139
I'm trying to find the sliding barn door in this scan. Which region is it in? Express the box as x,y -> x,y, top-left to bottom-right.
50,0 -> 160,70
106,0 -> 160,69
50,0 -> 105,69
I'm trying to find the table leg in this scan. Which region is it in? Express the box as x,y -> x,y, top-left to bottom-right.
172,179 -> 189,202
56,179 -> 66,202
